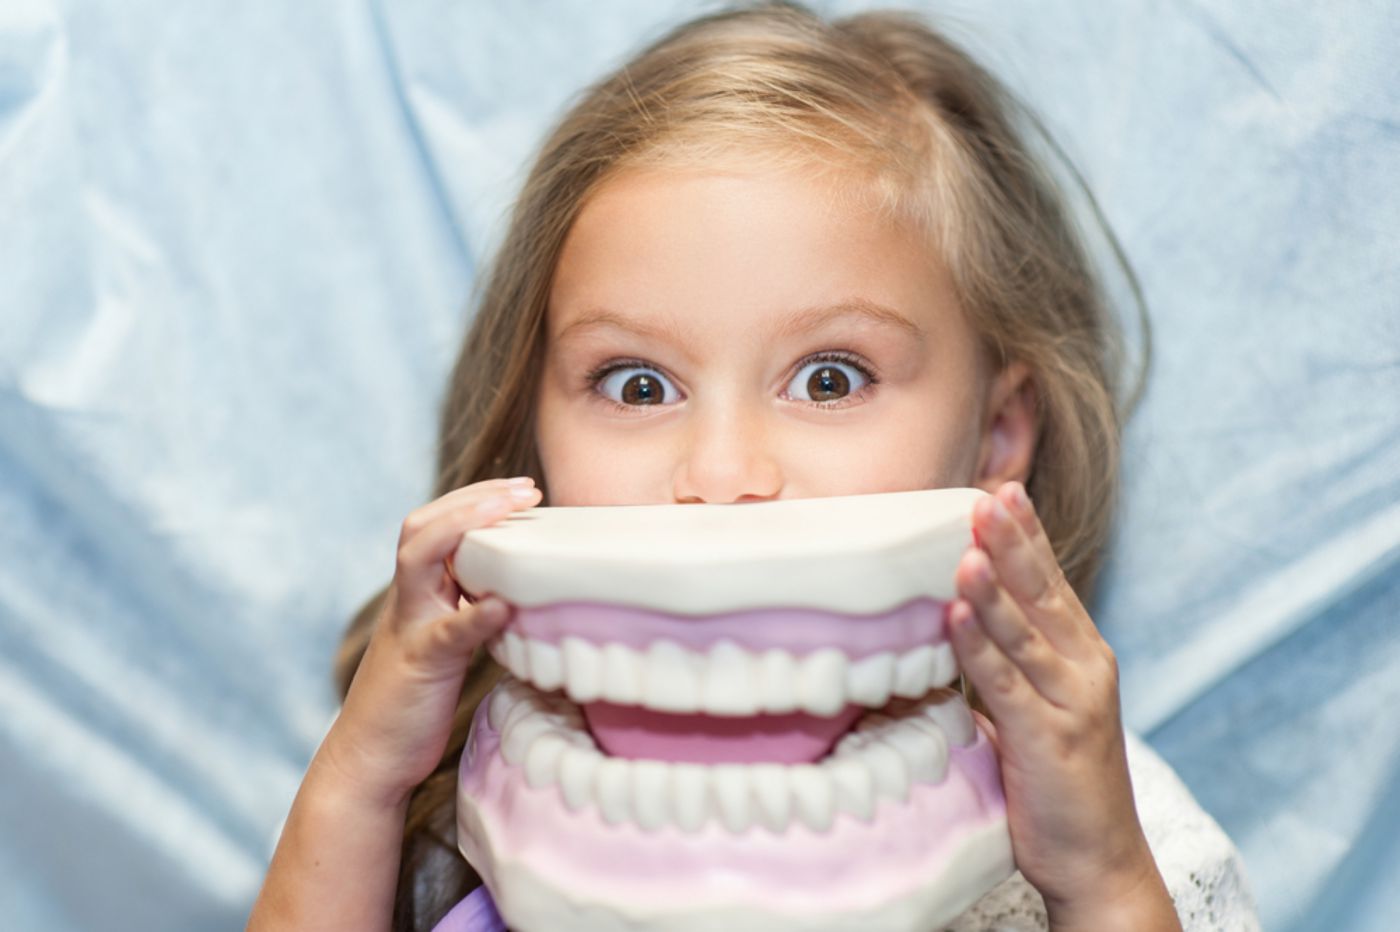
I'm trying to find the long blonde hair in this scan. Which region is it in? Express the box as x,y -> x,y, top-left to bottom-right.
334,3 -> 1147,927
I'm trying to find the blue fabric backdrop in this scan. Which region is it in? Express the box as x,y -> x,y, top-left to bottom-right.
1,1 -> 1396,929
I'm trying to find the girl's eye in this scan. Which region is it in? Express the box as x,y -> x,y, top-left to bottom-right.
786,357 -> 872,404
595,365 -> 680,407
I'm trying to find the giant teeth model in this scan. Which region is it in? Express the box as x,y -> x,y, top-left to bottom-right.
452,488 -> 1014,932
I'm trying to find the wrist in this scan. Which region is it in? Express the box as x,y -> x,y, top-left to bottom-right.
313,722 -> 419,813
1043,848 -> 1180,932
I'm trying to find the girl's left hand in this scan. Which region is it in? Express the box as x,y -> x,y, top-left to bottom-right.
950,481 -> 1180,929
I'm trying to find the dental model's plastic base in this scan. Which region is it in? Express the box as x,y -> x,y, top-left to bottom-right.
457,696 -> 1014,932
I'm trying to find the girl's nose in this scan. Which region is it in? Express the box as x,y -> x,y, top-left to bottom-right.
671,407 -> 784,504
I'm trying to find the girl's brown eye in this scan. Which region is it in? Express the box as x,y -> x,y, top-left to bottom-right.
788,359 -> 868,403
597,366 -> 678,406
807,365 -> 850,401
622,373 -> 664,405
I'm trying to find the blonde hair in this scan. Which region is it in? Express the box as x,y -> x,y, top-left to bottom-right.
334,3 -> 1147,927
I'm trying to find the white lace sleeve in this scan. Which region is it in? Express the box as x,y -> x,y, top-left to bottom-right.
945,730 -> 1260,931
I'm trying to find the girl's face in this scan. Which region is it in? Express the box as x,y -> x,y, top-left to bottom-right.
536,164 -> 1034,506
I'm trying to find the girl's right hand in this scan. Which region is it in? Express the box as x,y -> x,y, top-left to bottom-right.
316,475 -> 543,808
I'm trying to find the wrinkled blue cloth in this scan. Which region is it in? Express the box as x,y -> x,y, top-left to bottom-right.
1,2 -> 1396,930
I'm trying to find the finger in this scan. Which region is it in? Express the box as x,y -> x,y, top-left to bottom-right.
399,596 -> 512,677
955,550 -> 1079,708
400,477 -> 537,542
997,482 -> 1086,617
969,492 -> 1090,656
948,598 -> 1041,735
395,488 -> 542,612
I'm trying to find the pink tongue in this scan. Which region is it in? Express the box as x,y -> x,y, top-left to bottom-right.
583,701 -> 864,764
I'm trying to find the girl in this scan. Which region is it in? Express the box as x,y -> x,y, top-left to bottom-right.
250,3 -> 1255,929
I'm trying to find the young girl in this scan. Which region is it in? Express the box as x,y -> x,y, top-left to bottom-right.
250,3 -> 1255,929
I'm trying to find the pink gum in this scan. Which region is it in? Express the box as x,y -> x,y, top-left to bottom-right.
506,598 -> 949,659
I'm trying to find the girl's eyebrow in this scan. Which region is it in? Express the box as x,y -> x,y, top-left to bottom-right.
557,298 -> 926,347
773,298 -> 926,344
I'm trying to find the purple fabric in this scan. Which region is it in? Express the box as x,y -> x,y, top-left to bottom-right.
430,887 -> 508,932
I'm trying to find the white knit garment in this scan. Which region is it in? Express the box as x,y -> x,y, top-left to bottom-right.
947,731 -> 1260,931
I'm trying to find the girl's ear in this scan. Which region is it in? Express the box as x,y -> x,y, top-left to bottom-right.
973,361 -> 1038,493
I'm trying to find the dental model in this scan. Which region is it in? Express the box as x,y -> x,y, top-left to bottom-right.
447,488 -> 1014,931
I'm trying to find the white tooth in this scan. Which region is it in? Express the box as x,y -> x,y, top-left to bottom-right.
751,763 -> 792,832
825,756 -> 876,822
892,644 -> 935,698
846,652 -> 895,707
562,724 -> 598,750
526,639 -> 564,691
878,727 -> 948,786
594,758 -> 631,825
501,712 -> 556,766
487,684 -> 516,731
789,764 -> 835,832
503,630 -> 530,678
922,688 -> 977,747
562,637 -> 603,703
601,642 -> 643,705
631,760 -> 671,832
501,696 -> 542,736
701,640 -> 760,716
671,764 -> 710,833
644,640 -> 701,712
832,727 -> 869,756
559,746 -> 601,811
798,648 -> 848,717
486,636 -> 509,669
757,649 -> 799,714
864,738 -> 911,803
929,642 -> 959,687
524,732 -> 571,788
711,764 -> 752,833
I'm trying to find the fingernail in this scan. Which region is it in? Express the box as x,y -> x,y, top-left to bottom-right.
951,602 -> 981,640
509,486 -> 538,501
973,556 -> 993,585
506,476 -> 535,487
476,597 -> 510,625
987,498 -> 1011,526
476,494 -> 511,514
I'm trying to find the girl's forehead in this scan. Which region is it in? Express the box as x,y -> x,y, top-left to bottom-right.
547,164 -> 963,346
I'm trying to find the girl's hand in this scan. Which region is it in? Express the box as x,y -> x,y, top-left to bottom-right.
950,481 -> 1179,930
248,478 -> 542,930
318,476 -> 542,808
